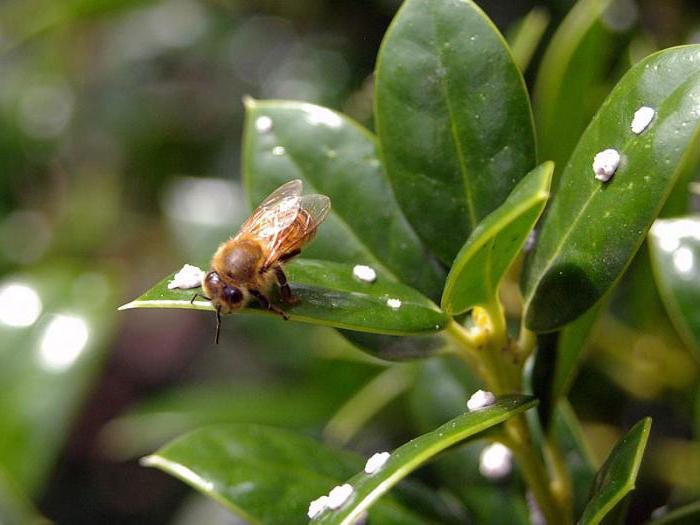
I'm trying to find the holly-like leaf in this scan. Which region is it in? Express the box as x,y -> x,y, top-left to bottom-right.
375,0 -> 536,264
441,161 -> 552,315
579,418 -> 652,525
119,259 -> 448,336
312,396 -> 537,525
649,218 -> 700,363
243,99 -> 445,301
143,424 -> 428,525
523,45 -> 700,332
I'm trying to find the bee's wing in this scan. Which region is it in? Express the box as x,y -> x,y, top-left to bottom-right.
263,193 -> 331,267
236,179 -> 303,239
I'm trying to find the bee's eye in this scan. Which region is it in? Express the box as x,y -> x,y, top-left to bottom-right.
224,286 -> 243,304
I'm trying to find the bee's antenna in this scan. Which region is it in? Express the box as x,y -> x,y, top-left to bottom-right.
215,306 -> 221,345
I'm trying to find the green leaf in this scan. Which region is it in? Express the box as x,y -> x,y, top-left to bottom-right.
119,259 -> 448,336
531,302 -> 601,429
312,395 -> 537,525
649,218 -> 700,363
441,161 -> 552,315
243,99 -> 445,301
375,0 -> 536,264
143,424 -> 427,525
0,267 -> 115,494
579,418 -> 652,525
534,0 -> 633,175
523,45 -> 700,332
100,382 -> 350,460
646,501 -> 700,524
506,7 -> 550,73
0,467 -> 47,525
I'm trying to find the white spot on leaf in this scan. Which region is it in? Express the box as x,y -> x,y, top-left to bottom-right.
479,442 -> 513,479
255,115 -> 272,133
326,484 -> 353,510
168,264 -> 205,290
364,452 -> 390,474
272,146 -> 286,156
467,389 -> 496,411
592,149 -> 621,182
631,106 -> 655,134
386,298 -> 402,309
353,265 -> 377,283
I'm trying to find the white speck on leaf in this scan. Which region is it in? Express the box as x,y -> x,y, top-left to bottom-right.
631,106 -> 655,134
386,298 -> 402,309
255,115 -> 272,133
467,389 -> 496,411
353,265 -> 377,283
364,452 -> 390,474
307,495 -> 329,519
326,484 -> 353,510
272,146 -> 286,156
592,148 -> 621,182
168,264 -> 204,290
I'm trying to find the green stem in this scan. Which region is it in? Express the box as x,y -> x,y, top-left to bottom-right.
323,364 -> 415,445
544,429 -> 574,511
446,303 -> 572,525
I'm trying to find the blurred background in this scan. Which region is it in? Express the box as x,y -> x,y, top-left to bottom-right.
1,0 -> 700,523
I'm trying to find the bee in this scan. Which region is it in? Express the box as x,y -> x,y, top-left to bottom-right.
194,179 -> 330,343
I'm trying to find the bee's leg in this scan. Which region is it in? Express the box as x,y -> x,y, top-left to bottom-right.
250,289 -> 289,320
273,265 -> 301,305
190,292 -> 211,305
215,306 -> 221,344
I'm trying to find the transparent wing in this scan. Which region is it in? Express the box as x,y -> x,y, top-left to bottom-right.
236,179 -> 304,240
262,193 -> 331,266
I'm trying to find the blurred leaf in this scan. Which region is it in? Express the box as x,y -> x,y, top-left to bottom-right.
375,0 -> 536,264
646,501 -> 700,524
579,418 -> 652,525
101,382 -> 353,460
0,268 -> 115,494
120,259 -> 448,336
532,303 -> 601,429
649,218 -> 700,363
312,396 -> 537,525
442,161 -> 552,315
534,0 -> 633,175
243,99 -> 445,300
338,330 -> 448,362
506,7 -> 550,72
0,468 -> 47,525
523,46 -> 700,332
551,402 -> 598,517
324,365 -> 416,445
144,424 -> 432,525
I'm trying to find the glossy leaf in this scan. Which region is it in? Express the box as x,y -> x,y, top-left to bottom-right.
243,99 -> 444,301
375,0 -> 536,264
532,303 -> 601,429
120,259 -> 449,336
312,395 -> 537,525
143,424 -> 427,525
523,46 -> 700,332
506,7 -> 550,73
442,161 -> 552,315
534,0 -> 633,174
649,218 -> 700,363
579,418 -> 652,525
646,501 -> 700,524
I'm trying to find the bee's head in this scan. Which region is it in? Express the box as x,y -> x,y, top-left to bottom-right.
202,271 -> 244,313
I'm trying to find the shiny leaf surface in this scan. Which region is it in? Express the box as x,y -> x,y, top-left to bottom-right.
375,0 -> 536,264
243,99 -> 444,300
523,46 -> 700,331
649,218 -> 700,362
579,418 -> 652,525
143,424 -> 427,525
442,162 -> 552,315
120,259 -> 448,336
312,395 -> 537,525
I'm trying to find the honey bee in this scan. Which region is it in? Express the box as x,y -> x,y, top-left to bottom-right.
194,179 -> 330,343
